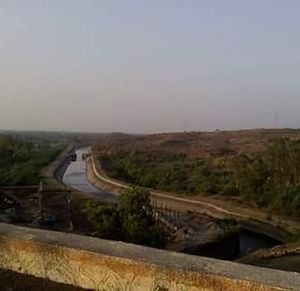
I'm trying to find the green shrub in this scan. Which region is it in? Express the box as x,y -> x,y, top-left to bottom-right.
84,186 -> 169,248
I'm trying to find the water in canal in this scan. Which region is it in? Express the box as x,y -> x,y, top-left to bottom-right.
63,147 -> 116,202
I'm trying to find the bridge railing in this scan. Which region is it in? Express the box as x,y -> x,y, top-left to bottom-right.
0,222 -> 298,290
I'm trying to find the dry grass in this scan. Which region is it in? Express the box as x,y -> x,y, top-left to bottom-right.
95,129 -> 300,159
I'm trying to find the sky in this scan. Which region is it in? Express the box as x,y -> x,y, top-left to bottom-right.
1,0 -> 300,133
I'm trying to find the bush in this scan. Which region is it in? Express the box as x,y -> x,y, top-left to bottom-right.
84,186 -> 169,248
0,136 -> 62,186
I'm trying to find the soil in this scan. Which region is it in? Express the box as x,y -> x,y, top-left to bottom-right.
94,128 -> 300,159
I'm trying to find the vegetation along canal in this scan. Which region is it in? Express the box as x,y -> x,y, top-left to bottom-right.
63,147 -> 282,261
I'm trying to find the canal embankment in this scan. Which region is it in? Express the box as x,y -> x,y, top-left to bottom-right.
87,147 -> 299,244
43,144 -> 75,187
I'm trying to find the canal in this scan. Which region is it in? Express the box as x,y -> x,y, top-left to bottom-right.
63,147 -> 282,261
63,147 -> 116,203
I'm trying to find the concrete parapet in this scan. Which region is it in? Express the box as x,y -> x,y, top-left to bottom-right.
0,222 -> 299,290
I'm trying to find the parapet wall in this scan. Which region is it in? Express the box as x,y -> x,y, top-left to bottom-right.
0,222 -> 299,290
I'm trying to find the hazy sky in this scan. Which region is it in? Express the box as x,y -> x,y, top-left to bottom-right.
1,1 -> 300,133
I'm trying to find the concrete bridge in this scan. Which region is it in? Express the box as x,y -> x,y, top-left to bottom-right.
0,222 -> 299,290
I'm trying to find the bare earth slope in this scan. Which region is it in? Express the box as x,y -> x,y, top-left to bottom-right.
92,129 -> 300,239
95,128 -> 300,159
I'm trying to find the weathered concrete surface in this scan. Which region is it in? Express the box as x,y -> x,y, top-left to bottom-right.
253,242 -> 300,259
0,223 -> 299,290
44,144 -> 75,187
239,241 -> 300,268
86,154 -> 121,196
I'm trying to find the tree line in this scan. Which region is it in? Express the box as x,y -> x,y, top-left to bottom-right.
99,138 -> 300,217
0,136 -> 62,186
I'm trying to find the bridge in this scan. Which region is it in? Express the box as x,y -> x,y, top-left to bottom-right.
0,222 -> 299,290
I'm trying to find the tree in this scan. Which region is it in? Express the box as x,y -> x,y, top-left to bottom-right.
119,186 -> 152,218
84,186 -> 169,248
84,202 -> 123,240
